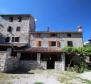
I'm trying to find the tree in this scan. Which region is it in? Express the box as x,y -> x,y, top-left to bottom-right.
63,47 -> 87,73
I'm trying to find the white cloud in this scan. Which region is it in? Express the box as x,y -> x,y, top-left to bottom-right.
84,41 -> 89,45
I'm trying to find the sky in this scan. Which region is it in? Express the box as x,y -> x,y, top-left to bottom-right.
0,0 -> 91,42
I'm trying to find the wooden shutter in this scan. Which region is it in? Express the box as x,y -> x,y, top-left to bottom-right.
35,41 -> 38,47
57,41 -> 60,47
36,41 -> 41,47
48,41 -> 51,47
39,41 -> 41,47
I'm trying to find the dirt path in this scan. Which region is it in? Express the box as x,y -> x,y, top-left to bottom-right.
10,74 -> 61,84
9,70 -> 62,84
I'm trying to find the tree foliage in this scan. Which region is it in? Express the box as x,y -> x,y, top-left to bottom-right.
63,46 -> 91,73
63,46 -> 91,56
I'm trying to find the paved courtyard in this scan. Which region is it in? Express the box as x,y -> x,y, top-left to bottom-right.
0,70 -> 91,84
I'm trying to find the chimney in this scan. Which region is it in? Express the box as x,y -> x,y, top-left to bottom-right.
77,25 -> 83,32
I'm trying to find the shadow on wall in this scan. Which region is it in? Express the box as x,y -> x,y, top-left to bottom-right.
0,34 -> 5,44
6,61 -> 44,74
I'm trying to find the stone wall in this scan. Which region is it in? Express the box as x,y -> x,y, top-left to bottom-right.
0,15 -> 35,44
5,55 -> 20,72
0,51 -> 7,72
19,60 -> 65,70
0,51 -> 20,72
19,61 -> 46,70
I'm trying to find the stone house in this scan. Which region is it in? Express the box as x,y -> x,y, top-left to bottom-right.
0,14 -> 83,72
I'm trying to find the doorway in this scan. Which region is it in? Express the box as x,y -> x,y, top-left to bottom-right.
47,56 -> 55,69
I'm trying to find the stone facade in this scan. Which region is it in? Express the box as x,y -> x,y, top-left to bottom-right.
0,49 -> 20,72
30,32 -> 83,48
0,14 -> 35,44
0,14 -> 83,72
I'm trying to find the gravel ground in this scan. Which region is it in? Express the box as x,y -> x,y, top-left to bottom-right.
12,74 -> 61,84
79,71 -> 91,80
1,70 -> 91,84
10,74 -> 61,84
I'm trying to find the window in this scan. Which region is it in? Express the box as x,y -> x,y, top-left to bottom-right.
37,41 -> 41,47
18,17 -> 22,22
38,41 -> 41,47
12,37 -> 14,42
50,33 -> 57,37
12,37 -> 20,42
67,33 -> 71,37
9,17 -> 13,22
7,26 -> 12,32
36,33 -> 41,37
67,41 -> 73,47
16,26 -> 21,31
15,37 -> 20,42
5,37 -> 10,42
51,41 -> 56,46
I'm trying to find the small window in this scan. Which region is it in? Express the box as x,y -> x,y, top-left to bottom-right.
36,33 -> 41,38
16,26 -> 21,31
15,37 -> 20,42
51,41 -> 56,46
67,33 -> 71,37
12,37 -> 14,42
7,26 -> 12,32
38,41 -> 41,47
18,17 -> 22,22
5,37 -> 10,42
9,17 -> 13,22
37,41 -> 41,47
67,41 -> 73,47
50,33 -> 57,37
12,37 -> 20,42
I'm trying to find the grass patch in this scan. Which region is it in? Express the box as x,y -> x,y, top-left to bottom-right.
58,71 -> 78,83
58,71 -> 91,84
34,82 -> 44,84
81,79 -> 91,84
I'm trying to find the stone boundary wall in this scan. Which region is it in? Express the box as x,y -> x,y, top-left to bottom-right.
0,51 -> 7,72
19,60 -> 64,70
19,61 -> 43,70
0,51 -> 20,72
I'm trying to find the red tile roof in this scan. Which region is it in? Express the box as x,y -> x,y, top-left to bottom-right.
25,47 -> 62,53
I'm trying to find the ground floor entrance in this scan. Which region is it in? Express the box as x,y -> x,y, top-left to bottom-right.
20,52 -> 65,70
47,56 -> 55,69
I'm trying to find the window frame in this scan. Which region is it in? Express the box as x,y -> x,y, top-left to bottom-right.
67,41 -> 73,47
9,17 -> 13,22
51,41 -> 56,46
12,37 -> 20,42
67,33 -> 72,37
50,33 -> 57,37
15,37 -> 20,42
16,26 -> 21,31
7,26 -> 12,33
5,37 -> 10,42
18,16 -> 22,22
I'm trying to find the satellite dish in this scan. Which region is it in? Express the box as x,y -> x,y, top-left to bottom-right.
35,19 -> 38,22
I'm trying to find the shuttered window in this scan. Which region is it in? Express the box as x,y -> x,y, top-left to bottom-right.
48,41 -> 51,47
36,41 -> 41,47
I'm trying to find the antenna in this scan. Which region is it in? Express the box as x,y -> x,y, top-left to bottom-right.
47,27 -> 50,32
